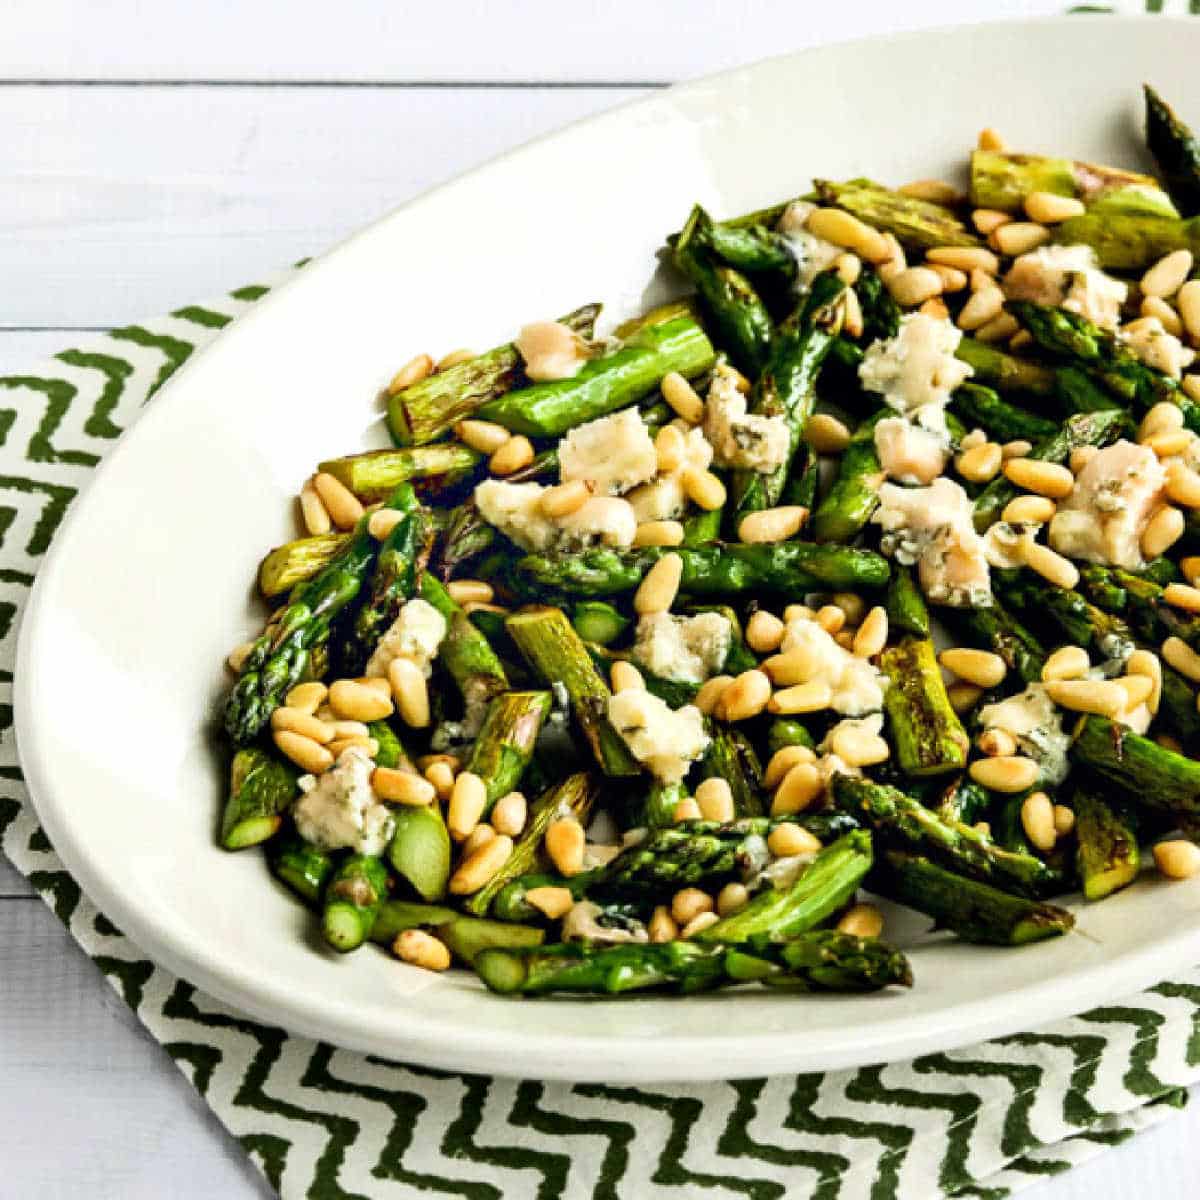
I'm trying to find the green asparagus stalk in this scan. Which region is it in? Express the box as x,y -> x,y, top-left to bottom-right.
994,572 -> 1135,661
885,566 -> 931,639
697,727 -> 765,818
1077,564 -> 1200,652
474,930 -> 911,997
946,596 -> 1047,685
318,445 -> 481,503
1050,209 -> 1200,272
368,720 -> 411,771
1145,85 -> 1200,217
388,804 -> 452,902
955,338 -> 1056,398
271,836 -> 335,905
969,148 -> 1166,212
438,917 -> 546,965
220,747 -> 298,850
464,690 -> 553,810
880,636 -> 970,777
810,410 -> 887,544
505,606 -> 640,777
258,532 -> 352,600
388,302 -> 600,445
935,778 -> 993,827
432,503 -> 496,579
949,383 -> 1056,444
680,505 -> 724,546
814,179 -> 979,249
491,870 -> 599,923
874,851 -> 1074,946
693,218 -> 797,277
322,854 -> 390,952
855,268 -> 902,343
474,316 -> 715,438
571,601 -> 630,646
1073,788 -> 1140,902
368,899 -> 459,944
766,718 -> 817,757
1053,365 -> 1122,416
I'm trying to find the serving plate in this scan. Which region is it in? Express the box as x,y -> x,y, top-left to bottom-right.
17,15 -> 1200,1083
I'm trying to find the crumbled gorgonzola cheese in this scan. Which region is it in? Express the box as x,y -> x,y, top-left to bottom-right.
874,414 -> 950,485
626,424 -> 713,522
776,200 -> 843,289
1048,439 -> 1166,569
558,407 -> 657,496
474,479 -> 637,551
292,747 -> 395,855
1002,244 -> 1128,331
778,617 -> 887,716
562,900 -> 648,944
1119,317 -> 1197,379
630,610 -> 732,684
979,684 -> 1071,786
364,597 -> 447,679
703,362 -> 791,473
872,477 -> 992,607
607,690 -> 709,783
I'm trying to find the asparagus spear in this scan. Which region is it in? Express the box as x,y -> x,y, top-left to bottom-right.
702,219 -> 797,277
491,869 -> 598,923
833,775 -> 1063,898
388,804 -> 452,902
388,302 -> 600,445
1145,85 -> 1200,217
874,850 -> 1074,946
949,383 -> 1056,444
810,410 -> 887,544
505,606 -> 640,777
439,916 -> 547,965
514,542 -> 891,599
1073,788 -> 1140,902
474,316 -> 715,437
935,778 -> 993,827
368,899 -> 459,944
880,636 -> 970,777
767,718 -> 817,756
1050,209 -> 1200,272
814,179 -> 979,249
258,532 -> 352,600
885,566 -> 931,639
318,445 -> 481,503
955,338 -> 1056,398
994,572 -> 1134,661
322,854 -> 389,952
681,505 -> 724,546
220,747 -> 298,850
271,835 -> 335,905
697,726 -> 765,818
463,690 -> 553,810
1077,564 -> 1200,651
475,930 -> 911,997
947,596 -> 1047,685
969,148 -> 1165,212
571,601 -> 630,646
855,268 -> 902,343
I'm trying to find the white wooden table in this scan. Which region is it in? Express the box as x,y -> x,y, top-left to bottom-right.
3,2 -> 1199,1194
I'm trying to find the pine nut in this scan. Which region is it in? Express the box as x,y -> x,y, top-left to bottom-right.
806,207 -> 891,263
738,505 -> 807,544
371,766 -> 434,807
490,435 -> 534,475
444,580 -> 492,608
659,371 -> 706,423
327,718 -> 369,739
450,834 -> 513,895
1165,463 -> 1200,510
899,178 -> 962,204
273,729 -> 334,774
719,669 -> 772,721
948,682 -> 984,713
417,752 -> 461,773
463,824 -> 498,858
978,127 -> 1008,152
974,821 -> 992,837
830,724 -> 890,768
852,606 -> 889,659
992,222 -> 1051,257
973,208 -> 1013,235
545,817 -> 586,877
771,762 -> 824,815
1041,645 -> 1091,682
1044,678 -> 1128,718
834,252 -> 862,285
969,755 -> 1039,793
1126,648 -> 1162,714
841,287 -> 864,339
695,778 -> 735,823
977,729 -> 1017,760
1048,806 -> 1075,840
1009,330 -> 1034,352
1142,249 -> 1194,299
1153,839 -> 1200,879
326,736 -> 378,759
1003,440 -> 1034,460
394,928 -> 451,971
1145,429 -> 1195,458
299,479 -> 333,536
920,297 -> 951,321
834,629 -> 856,651
939,647 -> 1007,688
956,441 -> 1003,482
1142,505 -> 1186,559
481,791 -> 526,840
1069,445 -> 1099,474
715,882 -> 750,917
837,904 -> 884,939
957,283 -> 1005,332
964,425 -> 993,449
769,681 -> 834,715
1184,556 -> 1200,585
313,472 -> 365,530
928,246 -> 1000,274
762,650 -> 821,685
634,551 -> 683,614
888,266 -> 944,308
1024,191 -> 1086,224
526,886 -> 575,920
694,675 -> 734,715
1142,296 -> 1184,337
673,797 -> 703,823
365,509 -> 403,543
1164,582 -> 1200,614
680,911 -> 719,939
447,770 -> 487,841
1164,636 -> 1200,682
387,657 -> 430,727
633,519 -> 685,548
328,678 -> 394,723
784,604 -> 815,623
806,413 -> 852,455
424,760 -> 456,801
655,424 -> 687,473
387,354 -> 434,395
648,905 -> 679,942
610,661 -> 645,693
1115,674 -> 1155,711
1024,541 -> 1080,590
1179,281 -> 1200,344
1002,495 -> 1057,524
764,745 -> 816,789
816,605 -> 846,635
284,681 -> 327,714
746,610 -> 786,654
767,822 -> 822,857
433,346 -> 474,372
1139,401 -> 1186,442
457,419 -> 511,454
671,887 -> 713,926
226,641 -> 256,674
1003,458 -> 1075,499
535,479 -> 587,519
1020,791 -> 1057,852
270,707 -> 333,745
975,312 -> 1021,343
681,466 -> 726,511
928,264 -> 968,293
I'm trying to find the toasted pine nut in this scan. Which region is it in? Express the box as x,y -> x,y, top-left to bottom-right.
1153,839 -> 1200,879
929,246 -> 1001,274
457,419 -> 511,454
694,675 -> 734,715
766,822 -> 822,858
948,682 -> 985,713
1126,648 -> 1162,715
424,759 -> 456,801
1009,330 -> 1034,352
919,297 -> 951,321
806,413 -> 852,455
1020,791 -> 1057,852
830,724 -> 890,768
769,680 -> 834,715
680,910 -> 720,939
719,669 -> 772,722
928,263 -> 968,293
681,466 -> 726,511
672,797 -> 703,823
372,766 -> 435,806
1142,296 -> 1184,337
490,435 -> 534,475
969,755 -> 1040,793
1049,806 -> 1075,839
771,762 -> 824,815
610,661 -> 645,693
715,882 -> 750,917
806,207 -> 891,263
394,928 -> 451,971
1069,445 -> 1099,474
367,508 -> 404,542
1165,582 -> 1200,614
695,778 -> 735,823
852,606 -> 889,659
325,736 -> 378,759
1140,402 -> 1186,443
328,678 -> 394,723
762,650 -> 822,685
746,610 -> 786,654
993,222 -> 1051,256
1165,463 -> 1200,510
661,372 -> 706,424
545,817 -> 586,877
634,551 -> 683,615
834,629 -> 856,650
1184,555 -> 1200,585
888,266 -> 944,308
1178,281 -> 1200,345
299,478 -> 333,536
783,603 -> 814,623
815,605 -> 846,635
834,252 -> 862,285
633,519 -> 685,548
837,904 -> 884,939
1142,505 -> 1186,559
536,479 -> 588,518
654,424 -> 687,473
671,887 -> 713,926
1003,458 -> 1075,499
491,790 -> 528,837
899,178 -> 962,204
387,657 -> 430,727
978,728 -> 1017,758
975,312 -> 1021,343
388,354 -> 434,395
978,127 -> 1008,152
956,284 -> 1004,332
737,505 -> 806,545
648,905 -> 679,942
963,427 -> 991,449
939,647 -> 1007,688
1145,429 -> 1195,458
360,676 -> 393,698
445,580 -> 494,608
526,886 -> 575,920
1002,440 -> 1034,460
273,729 -> 334,774
1024,541 -> 1080,590
1164,636 -> 1200,682
450,834 -> 513,895
1042,645 -> 1091,682
447,770 -> 487,841
313,472 -> 365,530
956,441 -> 1003,483
285,681 -> 327,714
972,209 -> 1013,236
1141,249 -> 1194,300
764,745 -> 816,789
435,347 -> 475,372
1044,678 -> 1128,717
841,287 -> 864,338
270,706 -> 334,743
1002,495 -> 1057,524
1024,191 -> 1085,224
1115,673 -> 1155,711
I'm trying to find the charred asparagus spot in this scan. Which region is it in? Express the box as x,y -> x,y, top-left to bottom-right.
880,636 -> 970,778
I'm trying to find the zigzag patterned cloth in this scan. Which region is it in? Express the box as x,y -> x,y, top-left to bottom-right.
4,265 -> 1200,1196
